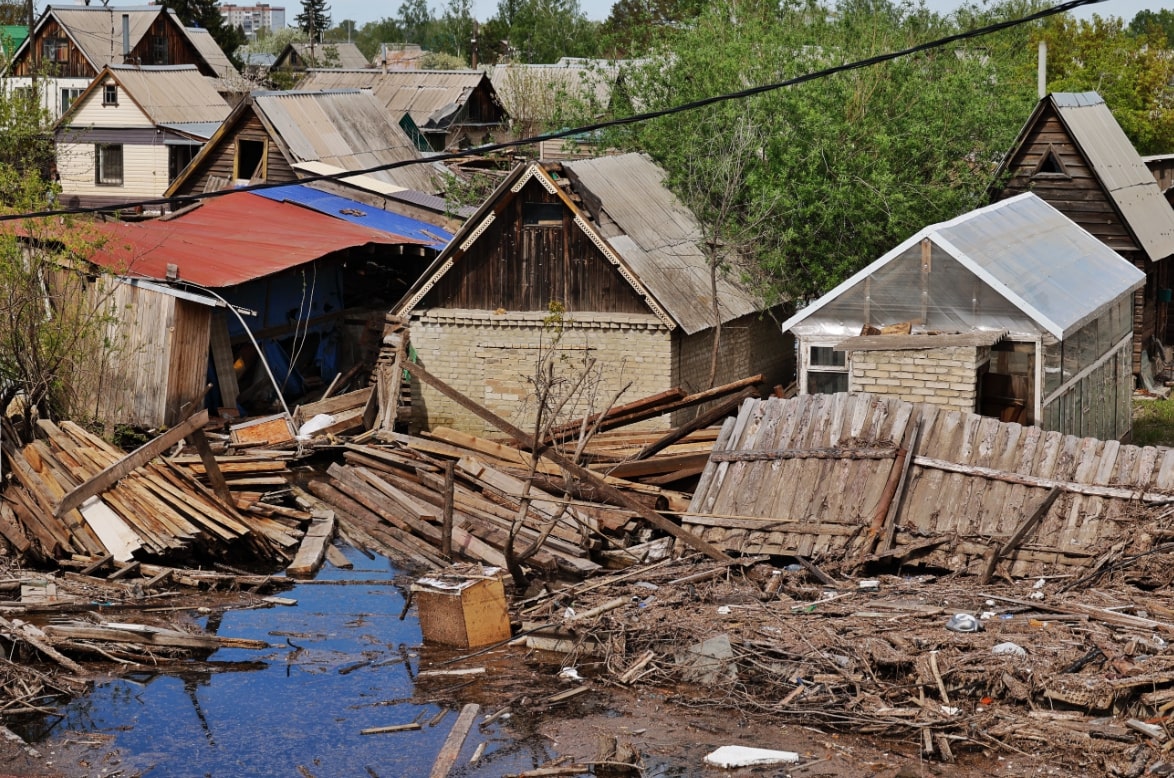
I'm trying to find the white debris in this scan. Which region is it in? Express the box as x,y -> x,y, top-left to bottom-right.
703,746 -> 801,768
296,413 -> 335,440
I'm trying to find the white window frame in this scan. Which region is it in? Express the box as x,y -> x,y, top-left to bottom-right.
801,340 -> 849,395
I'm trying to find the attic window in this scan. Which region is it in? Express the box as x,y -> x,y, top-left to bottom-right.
1032,144 -> 1070,178
523,201 -> 562,227
102,83 -> 118,106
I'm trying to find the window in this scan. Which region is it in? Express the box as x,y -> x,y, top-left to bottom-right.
42,37 -> 68,62
1032,143 -> 1070,178
523,201 -> 562,227
234,138 -> 266,180
150,35 -> 169,65
60,87 -> 84,114
168,144 -> 199,182
95,144 -> 123,186
102,83 -> 118,106
805,344 -> 848,395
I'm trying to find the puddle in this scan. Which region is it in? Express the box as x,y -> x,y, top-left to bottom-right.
25,546 -> 580,777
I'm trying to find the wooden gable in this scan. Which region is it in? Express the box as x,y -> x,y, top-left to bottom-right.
166,107 -> 295,197
126,16 -> 207,73
12,17 -> 92,78
996,102 -> 1139,255
422,170 -> 650,315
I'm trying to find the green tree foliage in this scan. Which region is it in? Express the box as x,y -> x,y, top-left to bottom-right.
296,0 -> 332,41
599,0 -> 706,57
1129,8 -> 1174,43
607,0 -> 1039,301
0,89 -> 121,436
436,0 -> 477,63
159,0 -> 246,69
0,0 -> 25,25
1038,15 -> 1174,154
398,0 -> 433,45
481,0 -> 600,63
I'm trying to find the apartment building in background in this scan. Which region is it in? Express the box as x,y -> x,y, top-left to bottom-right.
220,4 -> 285,38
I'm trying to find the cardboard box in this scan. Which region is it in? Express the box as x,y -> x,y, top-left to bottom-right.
412,568 -> 511,648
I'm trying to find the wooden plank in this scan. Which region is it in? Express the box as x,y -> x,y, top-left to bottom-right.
633,387 -> 755,460
54,409 -> 210,519
77,496 -> 143,562
404,361 -> 732,563
209,311 -> 239,412
286,513 -> 335,579
186,428 -> 232,505
428,703 -> 480,778
980,486 -> 1061,584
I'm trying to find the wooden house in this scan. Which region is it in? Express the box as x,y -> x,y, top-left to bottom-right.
54,65 -> 230,209
392,152 -> 792,437
489,57 -> 626,141
992,92 -> 1174,378
72,188 -> 448,427
294,69 -> 508,151
4,5 -> 238,122
163,89 -> 441,199
781,193 -> 1144,441
272,41 -> 370,72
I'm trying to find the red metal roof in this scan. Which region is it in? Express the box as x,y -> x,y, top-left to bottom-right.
87,192 -> 425,288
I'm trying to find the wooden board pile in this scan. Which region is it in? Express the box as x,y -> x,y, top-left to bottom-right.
0,417 -> 300,566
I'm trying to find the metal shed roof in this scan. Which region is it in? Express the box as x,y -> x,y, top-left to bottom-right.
564,153 -> 763,334
254,184 -> 452,249
86,192 -> 425,288
296,69 -> 498,129
46,6 -> 159,68
184,26 -> 239,79
251,90 -> 440,194
285,41 -> 370,69
782,192 -> 1146,340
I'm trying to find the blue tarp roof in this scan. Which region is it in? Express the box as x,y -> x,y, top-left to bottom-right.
254,184 -> 453,250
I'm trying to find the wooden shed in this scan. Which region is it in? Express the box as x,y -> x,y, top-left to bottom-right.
393,153 -> 792,437
992,92 -> 1174,378
781,193 -> 1144,442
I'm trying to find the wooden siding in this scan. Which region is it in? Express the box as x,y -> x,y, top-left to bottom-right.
684,393 -> 1158,576
169,112 -> 295,196
423,176 -> 649,314
998,110 -> 1138,254
12,18 -> 97,78
65,79 -> 154,127
165,298 -> 212,424
57,141 -> 173,200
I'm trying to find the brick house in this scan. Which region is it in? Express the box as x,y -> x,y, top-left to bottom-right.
781,193 -> 1144,442
392,152 -> 792,436
991,92 -> 1174,379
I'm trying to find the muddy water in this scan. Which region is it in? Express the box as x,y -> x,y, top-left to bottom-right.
31,547 -> 577,778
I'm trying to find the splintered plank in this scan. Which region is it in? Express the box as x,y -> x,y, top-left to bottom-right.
286,513 -> 335,578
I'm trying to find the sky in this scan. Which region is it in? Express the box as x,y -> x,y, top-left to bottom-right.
319,0 -> 1164,27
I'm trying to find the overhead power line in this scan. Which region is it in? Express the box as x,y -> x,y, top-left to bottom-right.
1,0 -> 1105,223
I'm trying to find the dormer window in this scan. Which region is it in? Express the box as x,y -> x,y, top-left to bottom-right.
102,83 -> 118,106
42,37 -> 68,62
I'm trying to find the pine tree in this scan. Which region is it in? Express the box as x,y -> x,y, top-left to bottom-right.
296,0 -> 332,42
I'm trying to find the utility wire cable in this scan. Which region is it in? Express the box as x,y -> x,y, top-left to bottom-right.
0,0 -> 1105,224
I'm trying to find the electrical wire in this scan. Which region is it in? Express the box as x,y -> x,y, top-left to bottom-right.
0,0 -> 1106,224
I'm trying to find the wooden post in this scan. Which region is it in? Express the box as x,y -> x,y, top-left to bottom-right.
442,459 -> 455,560
186,427 -> 232,505
403,361 -> 732,563
979,486 -> 1061,584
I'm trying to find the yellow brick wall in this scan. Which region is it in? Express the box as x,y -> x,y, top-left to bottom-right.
847,346 -> 986,413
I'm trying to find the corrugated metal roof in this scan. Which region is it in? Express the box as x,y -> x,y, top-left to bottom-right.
86,192 -> 424,287
254,183 -> 452,249
836,331 -> 1008,351
296,69 -> 496,129
564,153 -> 763,334
288,41 -> 369,69
158,120 -> 223,140
252,90 -> 439,194
782,193 -> 1146,340
48,7 -> 160,68
105,64 -> 229,125
1049,92 -> 1174,261
184,26 -> 239,79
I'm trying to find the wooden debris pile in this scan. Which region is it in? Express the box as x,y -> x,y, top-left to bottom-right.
0,413 -> 300,566
508,554 -> 1174,775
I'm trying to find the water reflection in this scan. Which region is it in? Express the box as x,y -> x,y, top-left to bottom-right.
36,547 -> 562,777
